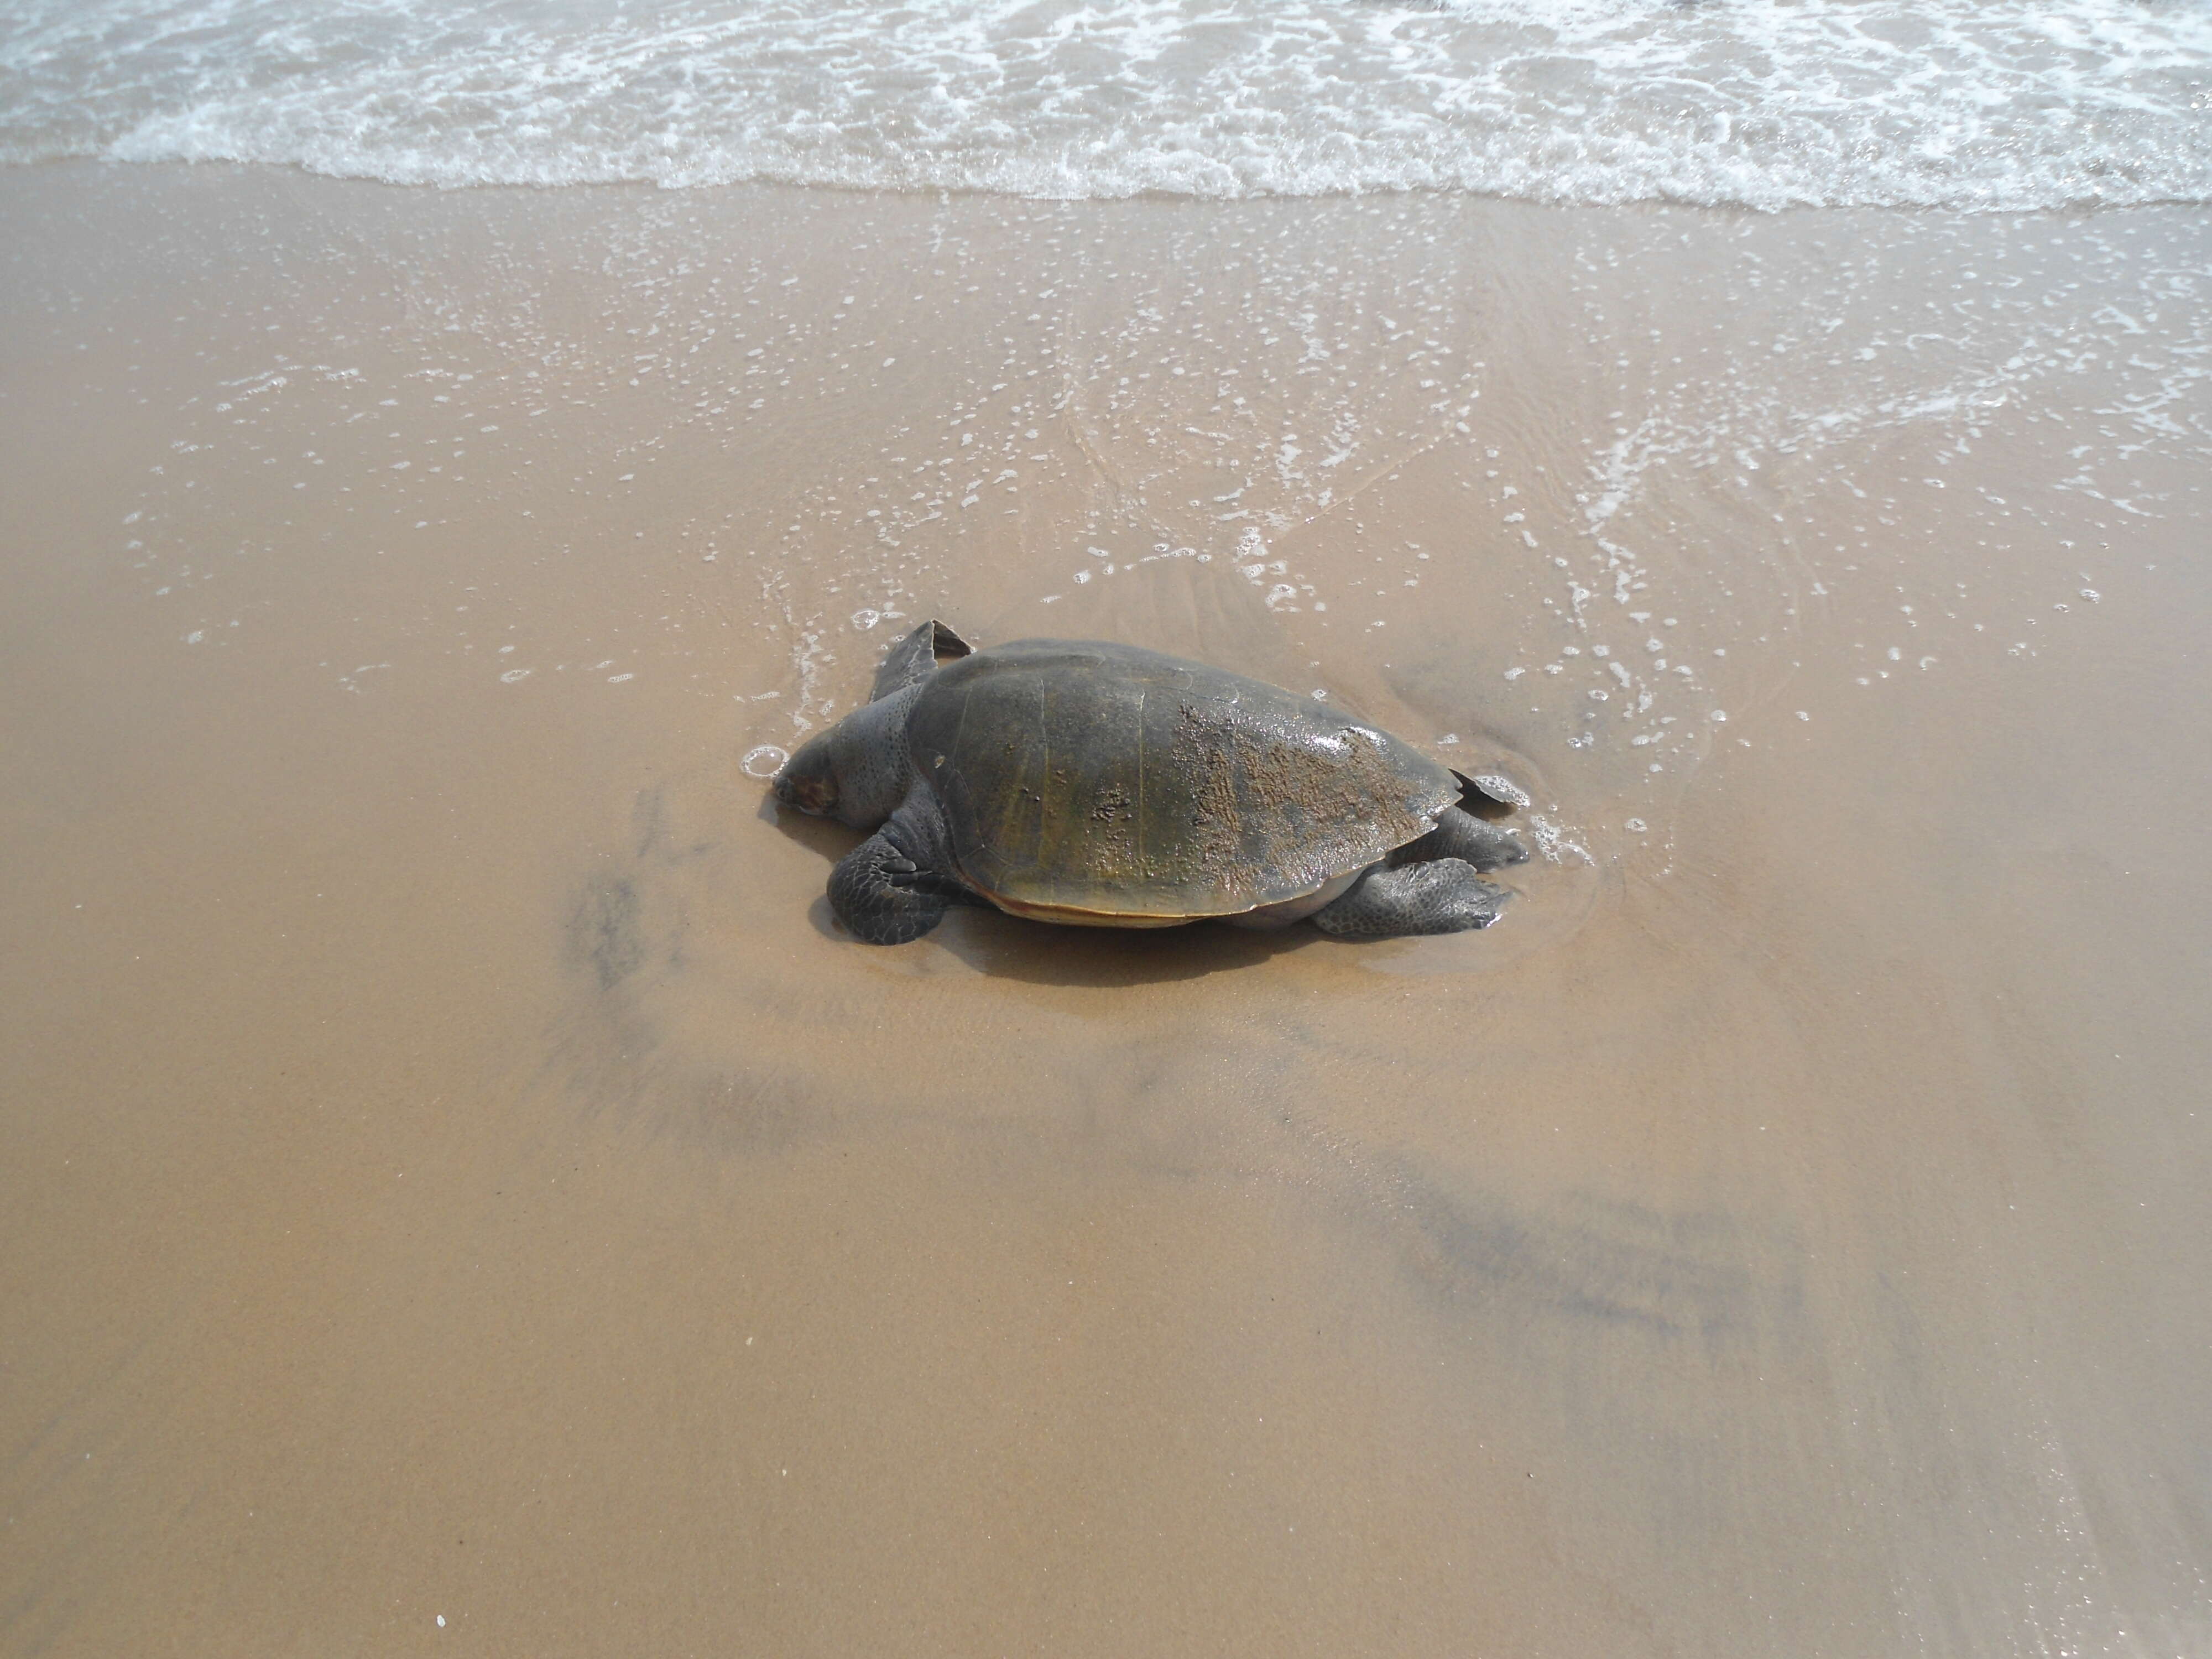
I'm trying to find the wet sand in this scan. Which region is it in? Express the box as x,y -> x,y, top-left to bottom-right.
3,162 -> 2209,1656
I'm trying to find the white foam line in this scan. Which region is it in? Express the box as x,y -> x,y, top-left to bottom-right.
4,0 -> 2208,208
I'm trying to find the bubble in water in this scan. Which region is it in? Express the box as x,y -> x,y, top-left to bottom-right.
742,744 -> 789,779
851,608 -> 881,630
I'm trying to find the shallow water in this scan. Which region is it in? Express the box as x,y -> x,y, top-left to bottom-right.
6,0 -> 2212,206
3,161 -> 2210,1655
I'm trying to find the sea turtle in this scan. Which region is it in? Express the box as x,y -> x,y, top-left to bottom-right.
771,619 -> 1528,945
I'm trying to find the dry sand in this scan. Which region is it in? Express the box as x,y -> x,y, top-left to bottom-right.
3,161 -> 2209,1656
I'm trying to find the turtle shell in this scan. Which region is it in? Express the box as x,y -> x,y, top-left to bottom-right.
905,639 -> 1458,923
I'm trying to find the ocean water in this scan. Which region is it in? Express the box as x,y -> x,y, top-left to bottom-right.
3,0 -> 2209,208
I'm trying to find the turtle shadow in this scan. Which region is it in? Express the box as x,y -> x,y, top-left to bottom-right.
920,904 -> 1315,987
766,796 -> 1320,985
757,789 -> 852,853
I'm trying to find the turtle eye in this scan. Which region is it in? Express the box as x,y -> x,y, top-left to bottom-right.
769,732 -> 844,815
772,766 -> 837,815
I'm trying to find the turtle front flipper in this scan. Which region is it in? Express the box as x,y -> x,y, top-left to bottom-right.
1311,859 -> 1509,939
869,618 -> 974,702
825,799 -> 981,945
827,836 -> 952,945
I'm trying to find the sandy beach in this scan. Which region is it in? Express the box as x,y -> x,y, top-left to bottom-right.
3,158 -> 2209,1655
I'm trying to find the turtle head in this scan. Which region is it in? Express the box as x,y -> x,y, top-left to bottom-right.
771,734 -> 843,816
770,693 -> 916,830
770,622 -> 970,829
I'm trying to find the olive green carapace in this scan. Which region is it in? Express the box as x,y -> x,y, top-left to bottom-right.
907,640 -> 1459,920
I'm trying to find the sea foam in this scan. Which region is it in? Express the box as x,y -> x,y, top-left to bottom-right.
4,0 -> 2209,208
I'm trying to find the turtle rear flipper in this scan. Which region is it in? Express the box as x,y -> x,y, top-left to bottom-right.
1391,805 -> 1527,872
1451,768 -> 1530,819
1311,859 -> 1508,938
